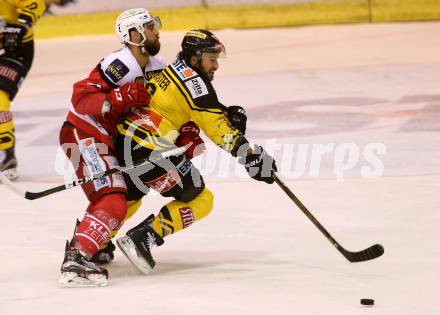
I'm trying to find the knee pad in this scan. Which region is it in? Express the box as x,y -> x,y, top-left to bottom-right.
165,187 -> 214,223
176,178 -> 205,203
188,187 -> 214,220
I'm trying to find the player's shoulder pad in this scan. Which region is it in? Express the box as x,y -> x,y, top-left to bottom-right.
167,59 -> 222,113
170,59 -> 199,82
148,55 -> 167,71
144,55 -> 166,81
18,0 -> 46,20
100,47 -> 142,86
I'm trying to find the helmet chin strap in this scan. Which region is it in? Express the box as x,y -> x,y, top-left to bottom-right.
126,39 -> 146,47
126,30 -> 146,47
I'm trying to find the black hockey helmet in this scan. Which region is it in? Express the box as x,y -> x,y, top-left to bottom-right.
180,29 -> 226,59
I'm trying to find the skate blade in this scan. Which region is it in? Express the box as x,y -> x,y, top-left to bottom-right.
0,168 -> 18,182
116,236 -> 153,275
59,272 -> 108,288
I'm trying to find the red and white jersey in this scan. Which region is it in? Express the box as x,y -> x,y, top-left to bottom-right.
66,46 -> 166,149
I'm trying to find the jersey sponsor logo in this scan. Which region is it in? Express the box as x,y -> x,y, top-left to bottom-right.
145,69 -> 163,81
176,159 -> 192,176
78,137 -> 110,190
172,59 -> 197,81
179,207 -> 195,229
103,155 -> 127,189
95,175 -> 109,190
172,59 -> 186,71
145,169 -> 181,193
0,111 -> 12,124
104,58 -> 129,83
182,69 -> 195,78
4,26 -> 22,34
185,77 -> 208,99
0,65 -> 18,82
155,72 -> 170,91
78,214 -> 111,250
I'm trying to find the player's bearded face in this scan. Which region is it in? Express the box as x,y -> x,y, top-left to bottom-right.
200,53 -> 219,81
144,36 -> 161,56
142,22 -> 161,56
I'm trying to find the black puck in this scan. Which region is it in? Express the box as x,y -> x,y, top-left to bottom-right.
360,298 -> 374,306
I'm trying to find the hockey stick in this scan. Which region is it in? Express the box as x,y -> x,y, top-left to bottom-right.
273,173 -> 384,263
0,146 -> 187,201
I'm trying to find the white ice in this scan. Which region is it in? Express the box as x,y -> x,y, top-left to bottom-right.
1,22 -> 440,315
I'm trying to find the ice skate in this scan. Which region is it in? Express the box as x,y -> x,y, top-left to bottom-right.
117,214 -> 164,275
0,147 -> 18,181
90,240 -> 116,264
59,240 -> 108,287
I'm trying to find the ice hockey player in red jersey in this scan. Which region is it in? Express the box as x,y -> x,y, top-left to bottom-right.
114,29 -> 277,275
58,8 -> 165,287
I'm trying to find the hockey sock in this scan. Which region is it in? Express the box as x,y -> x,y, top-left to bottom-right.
151,188 -> 214,237
75,193 -> 127,258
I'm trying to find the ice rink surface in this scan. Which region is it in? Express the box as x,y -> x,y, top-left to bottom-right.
1,22 -> 440,314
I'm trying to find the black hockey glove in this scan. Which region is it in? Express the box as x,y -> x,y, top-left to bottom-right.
226,105 -> 247,134
239,144 -> 277,184
1,24 -> 27,55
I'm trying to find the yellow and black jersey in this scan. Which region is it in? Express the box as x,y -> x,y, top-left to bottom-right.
118,58 -> 243,154
0,0 -> 46,42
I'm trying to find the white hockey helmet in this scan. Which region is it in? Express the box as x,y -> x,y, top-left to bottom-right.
115,8 -> 161,46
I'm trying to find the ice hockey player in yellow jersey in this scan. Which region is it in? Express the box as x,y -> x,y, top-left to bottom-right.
115,29 -> 277,274
0,0 -> 73,180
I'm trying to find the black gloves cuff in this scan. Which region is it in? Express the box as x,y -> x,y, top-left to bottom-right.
230,135 -> 250,157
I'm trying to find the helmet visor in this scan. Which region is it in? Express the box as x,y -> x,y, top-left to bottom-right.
203,43 -> 226,58
145,16 -> 162,31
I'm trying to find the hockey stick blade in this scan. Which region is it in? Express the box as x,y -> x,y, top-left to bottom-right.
0,146 -> 187,200
339,243 -> 384,263
273,173 -> 384,263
